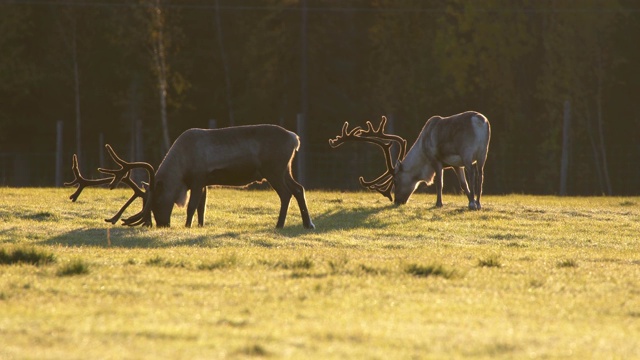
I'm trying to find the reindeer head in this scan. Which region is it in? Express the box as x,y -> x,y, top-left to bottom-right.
329,116 -> 408,203
65,145 -> 157,226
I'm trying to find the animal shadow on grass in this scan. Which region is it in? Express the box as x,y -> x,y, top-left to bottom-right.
279,203 -> 395,237
40,227 -> 247,249
40,203 -> 398,246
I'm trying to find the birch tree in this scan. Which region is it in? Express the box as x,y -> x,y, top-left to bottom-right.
53,6 -> 84,165
538,0 -> 621,194
147,0 -> 171,153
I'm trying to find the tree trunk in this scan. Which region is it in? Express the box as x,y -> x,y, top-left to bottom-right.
53,7 -> 82,166
595,52 -> 612,195
72,15 -> 82,167
214,0 -> 234,126
584,107 -> 605,194
300,0 -> 308,124
559,100 -> 571,196
56,121 -> 64,187
151,0 -> 171,153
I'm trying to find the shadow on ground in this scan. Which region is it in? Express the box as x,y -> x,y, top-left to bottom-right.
39,227 -> 250,249
278,203 -> 396,237
38,203 -> 399,247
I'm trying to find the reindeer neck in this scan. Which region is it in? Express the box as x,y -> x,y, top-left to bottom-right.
402,135 -> 436,184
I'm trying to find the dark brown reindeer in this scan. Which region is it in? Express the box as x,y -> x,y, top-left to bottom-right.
329,111 -> 490,209
66,125 -> 315,229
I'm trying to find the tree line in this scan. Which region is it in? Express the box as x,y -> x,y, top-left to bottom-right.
1,0 -> 638,194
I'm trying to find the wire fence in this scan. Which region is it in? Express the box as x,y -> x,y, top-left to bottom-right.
0,153 -> 59,187
2,144 -> 638,195
0,149 -> 378,190
0,149 -> 487,204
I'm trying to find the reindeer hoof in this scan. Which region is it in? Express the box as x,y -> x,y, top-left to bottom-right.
475,201 -> 482,210
305,222 -> 316,230
468,201 -> 477,210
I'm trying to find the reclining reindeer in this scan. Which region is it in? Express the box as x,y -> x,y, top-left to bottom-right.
66,125 -> 315,229
329,111 -> 490,209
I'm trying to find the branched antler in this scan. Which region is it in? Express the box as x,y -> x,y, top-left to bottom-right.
64,154 -> 113,202
329,116 -> 407,201
65,144 -> 156,227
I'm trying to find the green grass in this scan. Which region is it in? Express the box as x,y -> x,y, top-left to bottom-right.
478,254 -> 503,268
56,258 -> 90,276
406,263 -> 458,279
0,246 -> 56,266
1,187 -> 639,359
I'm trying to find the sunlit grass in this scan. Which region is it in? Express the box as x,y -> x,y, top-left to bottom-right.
478,254 -> 502,268
556,258 -> 578,268
405,262 -> 459,279
0,246 -> 56,266
56,258 -> 90,276
0,187 -> 639,359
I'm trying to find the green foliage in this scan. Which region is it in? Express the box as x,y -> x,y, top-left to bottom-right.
1,1 -> 639,194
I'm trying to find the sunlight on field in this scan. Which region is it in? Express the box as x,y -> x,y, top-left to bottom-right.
1,188 -> 639,359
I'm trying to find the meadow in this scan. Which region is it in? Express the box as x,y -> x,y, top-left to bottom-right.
0,187 -> 639,359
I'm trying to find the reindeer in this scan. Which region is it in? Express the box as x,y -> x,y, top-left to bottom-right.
66,125 -> 315,229
329,111 -> 490,209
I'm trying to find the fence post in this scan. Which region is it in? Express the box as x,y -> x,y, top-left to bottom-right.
560,100 -> 571,196
98,132 -> 105,169
55,120 -> 64,187
385,114 -> 399,162
296,113 -> 307,185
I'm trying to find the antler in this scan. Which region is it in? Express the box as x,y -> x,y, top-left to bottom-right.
329,116 -> 407,201
64,154 -> 113,202
65,144 -> 155,227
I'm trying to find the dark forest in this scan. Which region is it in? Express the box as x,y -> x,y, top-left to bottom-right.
1,0 -> 638,195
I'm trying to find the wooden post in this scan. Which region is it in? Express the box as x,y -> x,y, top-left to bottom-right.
214,0 -> 235,127
298,1 -> 308,186
129,119 -> 144,184
296,113 -> 307,185
98,132 -> 105,169
55,121 -> 64,187
135,119 -> 143,161
560,100 -> 571,196
300,0 -> 308,132
385,115 -> 398,162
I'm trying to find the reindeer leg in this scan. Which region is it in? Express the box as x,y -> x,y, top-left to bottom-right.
272,183 -> 292,229
285,175 -> 315,229
434,163 -> 444,208
464,161 -> 478,210
475,162 -> 485,210
185,184 -> 205,228
196,186 -> 207,227
454,167 -> 471,197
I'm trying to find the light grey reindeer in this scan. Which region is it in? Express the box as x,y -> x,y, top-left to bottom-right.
329,111 -> 490,209
66,124 -> 315,229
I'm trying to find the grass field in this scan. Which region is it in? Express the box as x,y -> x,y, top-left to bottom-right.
1,187 -> 639,359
